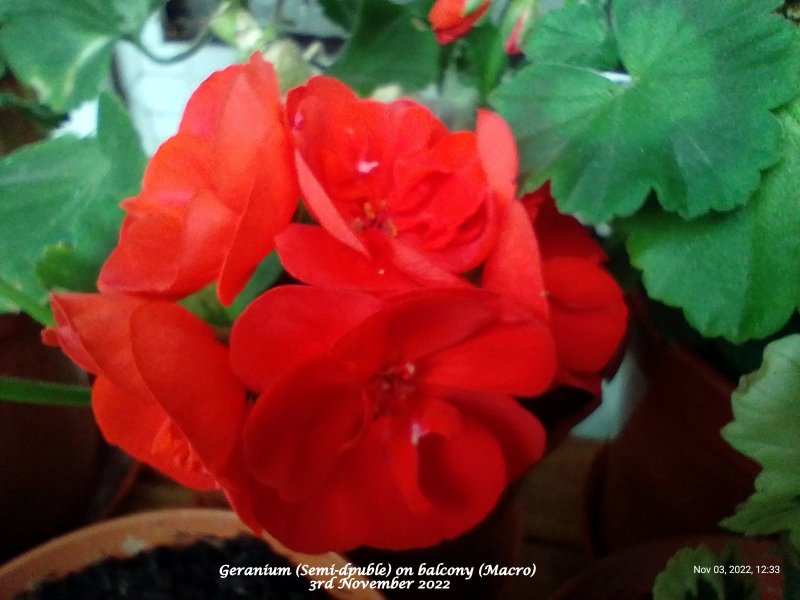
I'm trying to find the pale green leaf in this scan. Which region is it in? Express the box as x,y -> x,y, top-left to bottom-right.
0,0 -> 160,111
653,545 -> 759,600
721,335 -> 800,550
0,92 -> 145,316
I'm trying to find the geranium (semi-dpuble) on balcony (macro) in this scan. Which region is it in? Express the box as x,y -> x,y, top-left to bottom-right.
43,53 -> 627,554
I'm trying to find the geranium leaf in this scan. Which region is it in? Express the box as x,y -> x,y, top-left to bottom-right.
0,92 -> 145,316
721,335 -> 800,550
624,100 -> 800,342
523,0 -> 618,71
325,0 -> 440,94
491,0 -> 800,224
464,22 -> 508,101
653,545 -> 759,600
0,0 -> 159,112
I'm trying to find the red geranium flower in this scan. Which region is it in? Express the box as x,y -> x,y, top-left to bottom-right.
226,286 -> 554,552
98,53 -> 298,305
484,185 -> 628,394
276,77 -> 517,292
429,0 -> 491,44
43,294 -> 247,490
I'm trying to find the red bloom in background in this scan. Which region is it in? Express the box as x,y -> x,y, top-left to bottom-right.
226,286 -> 554,552
429,0 -> 491,44
99,54 -> 298,305
277,77 -> 517,292
504,3 -> 534,56
43,294 -> 247,490
484,185 -> 628,394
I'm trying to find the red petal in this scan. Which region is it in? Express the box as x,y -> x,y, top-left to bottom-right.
416,418 -> 505,515
476,110 -> 517,207
544,257 -> 628,391
230,285 -> 383,392
444,389 -> 546,477
523,186 -> 608,263
48,294 -> 100,373
49,294 -> 247,486
384,235 -> 474,288
243,356 -> 368,501
422,319 -> 556,397
294,151 -> 366,253
429,0 -> 491,44
239,409 -> 508,553
100,54 -> 297,304
217,126 -> 297,305
48,294 -> 151,399
330,290 -> 498,371
275,224 -> 422,291
92,376 -> 216,490
129,301 -> 247,476
483,200 -> 549,319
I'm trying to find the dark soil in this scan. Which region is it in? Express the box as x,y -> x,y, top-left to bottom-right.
13,535 -> 323,600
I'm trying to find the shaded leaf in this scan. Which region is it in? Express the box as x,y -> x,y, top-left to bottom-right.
464,22 -> 508,101
0,92 -> 146,315
524,0 -> 618,70
721,335 -> 800,550
624,101 -> 800,342
325,0 -> 440,94
492,0 -> 800,223
653,545 -> 759,600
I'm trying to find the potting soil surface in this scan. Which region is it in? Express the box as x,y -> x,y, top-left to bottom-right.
12,535 -> 322,599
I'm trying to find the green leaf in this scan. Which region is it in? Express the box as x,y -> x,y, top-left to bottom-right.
227,252 -> 284,320
180,252 -> 284,327
624,101 -> 800,342
491,0 -> 800,223
36,243 -> 101,293
721,335 -> 800,550
653,545 -> 759,600
524,0 -> 618,70
0,0 -> 159,112
464,22 -> 508,101
325,0 -> 440,94
0,92 -> 146,318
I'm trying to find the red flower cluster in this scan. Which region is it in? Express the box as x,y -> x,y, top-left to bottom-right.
44,55 -> 626,553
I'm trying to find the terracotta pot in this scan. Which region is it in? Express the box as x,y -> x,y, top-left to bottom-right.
0,315 -> 137,561
585,296 -> 759,555
0,508 -> 381,600
548,535 -> 783,600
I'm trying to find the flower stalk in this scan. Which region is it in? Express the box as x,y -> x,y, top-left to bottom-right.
0,375 -> 91,407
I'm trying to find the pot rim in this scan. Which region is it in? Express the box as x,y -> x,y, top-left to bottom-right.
0,508 -> 382,600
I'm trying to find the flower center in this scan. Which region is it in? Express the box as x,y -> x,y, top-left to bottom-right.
367,362 -> 417,418
352,201 -> 398,237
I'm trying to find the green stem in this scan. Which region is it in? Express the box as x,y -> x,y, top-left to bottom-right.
129,28 -> 213,65
0,279 -> 53,327
0,376 -> 91,407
